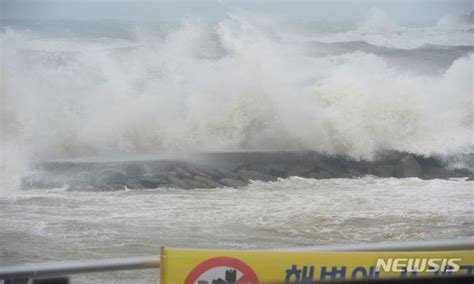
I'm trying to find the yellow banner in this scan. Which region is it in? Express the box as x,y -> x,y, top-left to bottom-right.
160,247 -> 473,283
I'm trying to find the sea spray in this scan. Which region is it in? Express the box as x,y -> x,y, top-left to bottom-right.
0,10 -> 473,191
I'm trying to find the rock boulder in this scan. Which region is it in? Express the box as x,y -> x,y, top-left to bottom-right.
394,155 -> 423,178
373,165 -> 394,177
219,178 -> 247,187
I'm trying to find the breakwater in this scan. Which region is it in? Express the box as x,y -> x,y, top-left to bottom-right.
22,152 -> 474,191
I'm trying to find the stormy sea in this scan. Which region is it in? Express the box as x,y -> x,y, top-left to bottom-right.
1,8 -> 473,283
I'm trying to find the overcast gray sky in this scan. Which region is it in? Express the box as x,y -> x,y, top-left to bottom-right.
1,0 -> 473,25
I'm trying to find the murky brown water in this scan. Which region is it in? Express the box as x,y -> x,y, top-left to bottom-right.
1,177 -> 473,283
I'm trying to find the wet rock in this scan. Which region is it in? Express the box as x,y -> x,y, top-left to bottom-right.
423,166 -> 454,179
122,163 -> 144,178
125,179 -> 145,190
307,171 -> 332,179
394,155 -> 423,178
373,165 -> 394,177
139,177 -> 164,188
199,167 -> 223,179
266,164 -> 287,177
238,170 -> 277,182
184,178 -> 211,189
186,166 -> 215,180
98,170 -> 127,186
314,159 -> 348,177
454,168 -> 472,176
166,173 -> 192,189
348,169 -> 364,177
151,161 -> 175,172
72,172 -> 96,186
219,178 -> 247,187
152,172 -> 170,180
194,175 -> 223,188
286,164 -> 314,177
217,169 -> 242,180
174,167 -> 193,179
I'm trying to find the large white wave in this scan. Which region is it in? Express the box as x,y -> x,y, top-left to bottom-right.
0,11 -> 473,183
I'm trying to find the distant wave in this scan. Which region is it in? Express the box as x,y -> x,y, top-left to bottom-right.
305,41 -> 474,73
295,8 -> 474,49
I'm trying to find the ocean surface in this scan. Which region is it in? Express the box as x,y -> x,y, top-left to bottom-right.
1,177 -> 473,283
1,7 -> 473,283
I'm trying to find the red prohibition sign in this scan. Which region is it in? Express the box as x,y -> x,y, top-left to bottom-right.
184,257 -> 259,284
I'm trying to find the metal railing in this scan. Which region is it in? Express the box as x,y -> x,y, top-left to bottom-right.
1,239 -> 473,283
0,255 -> 160,280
